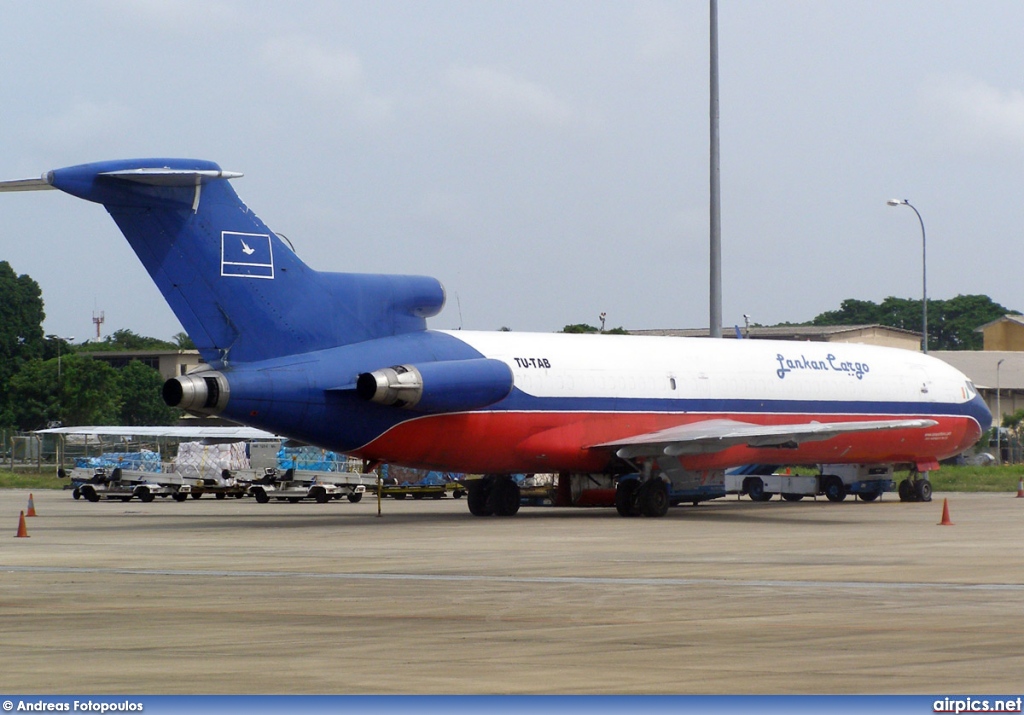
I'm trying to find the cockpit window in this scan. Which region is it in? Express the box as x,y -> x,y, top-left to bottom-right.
966,381 -> 977,399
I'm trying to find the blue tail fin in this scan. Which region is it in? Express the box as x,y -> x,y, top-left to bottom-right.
46,159 -> 445,365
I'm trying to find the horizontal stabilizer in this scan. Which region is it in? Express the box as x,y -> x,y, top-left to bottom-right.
100,168 -> 243,186
593,417 -> 939,459
0,174 -> 55,192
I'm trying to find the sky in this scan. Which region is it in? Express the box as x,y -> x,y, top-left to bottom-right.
2,1 -> 1023,342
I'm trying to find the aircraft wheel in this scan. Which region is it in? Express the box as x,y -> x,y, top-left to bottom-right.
915,479 -> 933,502
859,490 -> 881,502
347,492 -> 363,503
489,478 -> 521,516
898,479 -> 916,502
824,477 -> 846,502
615,479 -> 642,517
639,480 -> 670,518
467,477 -> 494,516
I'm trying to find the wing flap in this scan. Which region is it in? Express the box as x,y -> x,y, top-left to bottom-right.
593,418 -> 938,459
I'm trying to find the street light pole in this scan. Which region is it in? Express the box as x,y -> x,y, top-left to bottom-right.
886,199 -> 927,353
997,358 -> 1005,465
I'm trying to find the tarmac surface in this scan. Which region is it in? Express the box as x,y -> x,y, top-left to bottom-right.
1,488 -> 1023,694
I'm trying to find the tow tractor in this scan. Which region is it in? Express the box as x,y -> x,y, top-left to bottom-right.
248,468 -> 368,504
725,464 -> 897,502
62,466 -> 191,502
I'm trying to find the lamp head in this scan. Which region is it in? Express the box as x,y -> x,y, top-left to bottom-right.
886,198 -> 906,207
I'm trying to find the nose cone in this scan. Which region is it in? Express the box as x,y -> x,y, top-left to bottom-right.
968,392 -> 993,433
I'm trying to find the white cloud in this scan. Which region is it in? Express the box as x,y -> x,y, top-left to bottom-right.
445,65 -> 577,128
259,35 -> 394,122
921,73 -> 1024,153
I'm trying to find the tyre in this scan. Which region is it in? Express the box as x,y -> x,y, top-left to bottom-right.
489,478 -> 521,516
452,489 -> 464,499
615,479 -> 642,517
138,487 -> 155,503
898,479 -> 915,502
467,477 -> 494,516
781,493 -> 804,502
253,489 -> 270,504
288,497 -> 301,503
915,479 -> 932,502
190,492 -> 202,499
747,478 -> 772,502
215,492 -> 226,500
172,492 -> 188,502
120,495 -> 133,502
824,477 -> 846,503
639,480 -> 670,518
412,492 -> 424,500
72,488 -> 81,500
313,488 -> 330,504
347,492 -> 363,503
393,492 -> 407,500
859,490 -> 881,502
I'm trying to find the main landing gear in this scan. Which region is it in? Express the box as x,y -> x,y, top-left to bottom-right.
467,475 -> 521,517
614,477 -> 670,518
898,472 -> 933,502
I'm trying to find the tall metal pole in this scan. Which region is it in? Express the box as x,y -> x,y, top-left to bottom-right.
709,0 -> 722,338
997,358 -> 1005,465
886,199 -> 927,353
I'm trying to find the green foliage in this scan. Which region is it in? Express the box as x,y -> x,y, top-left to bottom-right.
0,262 -> 46,427
172,332 -> 196,349
9,354 -> 122,430
560,324 -> 629,334
83,328 -> 178,352
117,360 -> 180,425
809,294 -> 1017,350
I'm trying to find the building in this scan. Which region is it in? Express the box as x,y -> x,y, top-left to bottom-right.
629,324 -> 921,351
975,314 -> 1024,351
79,350 -> 203,381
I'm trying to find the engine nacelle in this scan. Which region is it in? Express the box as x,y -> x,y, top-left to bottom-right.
356,358 -> 514,413
162,368 -> 230,415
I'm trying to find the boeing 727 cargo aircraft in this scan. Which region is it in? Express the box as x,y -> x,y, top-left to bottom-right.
0,159 -> 991,517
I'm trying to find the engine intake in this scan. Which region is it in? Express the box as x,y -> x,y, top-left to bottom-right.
356,358 -> 513,413
163,369 -> 230,415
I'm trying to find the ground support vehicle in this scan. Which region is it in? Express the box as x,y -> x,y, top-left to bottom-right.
184,468 -> 253,500
725,464 -> 897,502
248,468 -> 370,504
62,467 -> 191,503
379,480 -> 466,500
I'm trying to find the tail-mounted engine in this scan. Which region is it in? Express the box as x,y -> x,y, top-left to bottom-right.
162,368 -> 230,415
356,358 -> 513,413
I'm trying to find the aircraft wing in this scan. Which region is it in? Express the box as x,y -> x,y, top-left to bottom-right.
592,418 -> 938,459
35,425 -> 281,440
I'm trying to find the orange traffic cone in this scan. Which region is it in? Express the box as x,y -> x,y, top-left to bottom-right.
15,511 -> 29,538
1016,479 -> 1024,498
938,498 -> 954,526
26,493 -> 37,517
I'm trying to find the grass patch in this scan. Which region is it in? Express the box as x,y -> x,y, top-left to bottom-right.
0,470 -> 67,490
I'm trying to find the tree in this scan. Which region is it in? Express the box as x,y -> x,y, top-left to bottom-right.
172,332 -> 196,350
0,261 -> 46,427
808,294 -> 1017,351
560,324 -> 629,334
9,354 -> 122,429
84,328 -> 177,351
117,360 -> 180,425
